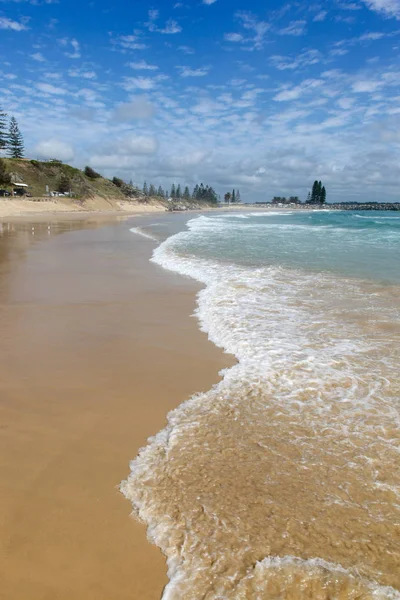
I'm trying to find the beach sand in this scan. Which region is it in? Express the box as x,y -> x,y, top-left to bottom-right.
0,198 -> 167,220
0,216 -> 233,599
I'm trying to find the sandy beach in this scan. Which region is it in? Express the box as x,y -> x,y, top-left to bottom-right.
0,215 -> 233,599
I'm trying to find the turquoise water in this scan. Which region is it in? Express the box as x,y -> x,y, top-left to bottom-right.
170,210 -> 400,284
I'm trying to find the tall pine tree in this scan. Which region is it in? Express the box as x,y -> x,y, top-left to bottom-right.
232,189 -> 236,203
311,180 -> 319,204
236,189 -> 241,203
0,107 -> 8,152
320,186 -> 326,204
176,184 -> 181,199
183,186 -> 190,200
143,181 -> 148,195
7,117 -> 24,159
170,184 -> 176,198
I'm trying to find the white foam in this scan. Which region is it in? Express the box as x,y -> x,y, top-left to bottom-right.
123,214 -> 400,599
129,226 -> 158,241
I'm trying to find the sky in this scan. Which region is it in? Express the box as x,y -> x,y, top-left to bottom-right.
1,0 -> 400,202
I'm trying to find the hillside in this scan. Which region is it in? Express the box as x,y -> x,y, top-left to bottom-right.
0,159 -> 218,213
2,158 -> 135,203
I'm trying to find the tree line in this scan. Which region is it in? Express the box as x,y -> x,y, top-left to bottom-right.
224,189 -> 241,203
272,181 -> 327,205
142,181 -> 218,203
0,107 -> 25,159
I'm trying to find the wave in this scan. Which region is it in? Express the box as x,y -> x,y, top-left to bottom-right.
122,219 -> 400,599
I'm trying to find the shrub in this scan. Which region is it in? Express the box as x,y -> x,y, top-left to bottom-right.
84,166 -> 101,179
112,176 -> 124,188
0,159 -> 11,186
58,173 -> 71,193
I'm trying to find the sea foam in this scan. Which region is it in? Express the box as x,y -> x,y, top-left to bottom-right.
122,214 -> 400,599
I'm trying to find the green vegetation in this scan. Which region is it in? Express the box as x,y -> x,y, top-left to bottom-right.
272,196 -> 301,205
271,181 -> 327,205
7,117 -> 24,159
0,108 -> 8,152
58,173 -> 71,194
84,166 -> 101,179
142,180 -> 218,204
0,107 -> 25,158
112,176 -> 125,188
223,188 -> 241,203
0,158 -> 127,201
0,159 -> 11,186
307,180 -> 326,204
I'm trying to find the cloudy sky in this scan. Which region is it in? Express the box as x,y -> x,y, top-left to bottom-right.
1,0 -> 400,202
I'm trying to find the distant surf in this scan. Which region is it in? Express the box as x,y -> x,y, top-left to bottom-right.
122,210 -> 400,599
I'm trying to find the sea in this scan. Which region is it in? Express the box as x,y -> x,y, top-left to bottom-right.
121,209 -> 400,600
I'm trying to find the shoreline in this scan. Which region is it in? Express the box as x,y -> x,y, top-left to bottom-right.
0,214 -> 234,599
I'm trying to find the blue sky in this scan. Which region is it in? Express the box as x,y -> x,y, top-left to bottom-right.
1,0 -> 400,202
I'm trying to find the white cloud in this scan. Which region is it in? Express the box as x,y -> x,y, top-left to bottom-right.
113,98 -> 155,121
159,19 -> 182,34
361,0 -> 400,18
146,10 -> 182,34
358,31 -> 386,40
115,35 -> 148,51
68,69 -> 97,79
117,135 -> 158,155
35,139 -> 74,161
203,0 -> 217,4
36,82 -> 67,95
352,79 -> 383,92
61,38 -> 81,59
274,79 -> 322,101
279,20 -> 307,36
178,45 -> 194,54
236,11 -> 270,49
121,76 -> 165,90
127,60 -> 158,70
271,49 -> 322,70
30,52 -> 46,62
313,10 -> 327,21
0,17 -> 28,31
177,66 -> 210,77
224,32 -> 243,42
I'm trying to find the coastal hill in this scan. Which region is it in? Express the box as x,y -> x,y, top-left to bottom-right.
0,158 -> 216,212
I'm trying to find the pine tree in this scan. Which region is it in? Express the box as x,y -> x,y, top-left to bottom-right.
192,184 -> 199,199
183,186 -> 190,200
176,184 -> 181,199
236,190 -> 241,203
321,186 -> 326,204
157,185 -> 164,197
149,183 -> 156,196
7,117 -> 24,159
306,191 -> 311,203
170,184 -> 175,198
0,107 -> 8,152
231,189 -> 236,203
311,180 -> 319,204
143,181 -> 148,195
224,192 -> 231,204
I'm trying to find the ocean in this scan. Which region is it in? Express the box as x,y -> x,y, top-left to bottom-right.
122,210 -> 400,599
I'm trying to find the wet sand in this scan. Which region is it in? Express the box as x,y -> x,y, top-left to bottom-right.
0,217 -> 233,599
